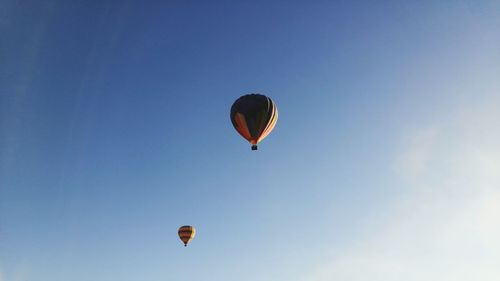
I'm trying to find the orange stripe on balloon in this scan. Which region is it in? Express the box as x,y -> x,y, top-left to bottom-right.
234,113 -> 253,141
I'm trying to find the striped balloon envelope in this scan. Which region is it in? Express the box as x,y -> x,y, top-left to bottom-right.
230,94 -> 278,150
178,225 -> 196,247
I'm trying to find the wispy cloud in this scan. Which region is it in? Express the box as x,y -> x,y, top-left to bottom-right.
302,101 -> 500,281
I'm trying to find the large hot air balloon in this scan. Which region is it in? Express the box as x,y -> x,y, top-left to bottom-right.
230,94 -> 278,150
178,225 -> 196,247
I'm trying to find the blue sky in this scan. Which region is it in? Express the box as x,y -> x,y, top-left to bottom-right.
1,1 -> 500,281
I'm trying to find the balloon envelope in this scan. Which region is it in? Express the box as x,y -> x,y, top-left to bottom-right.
230,94 -> 278,150
178,225 -> 196,247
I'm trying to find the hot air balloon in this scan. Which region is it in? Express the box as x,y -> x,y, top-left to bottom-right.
178,225 -> 196,247
230,94 -> 278,150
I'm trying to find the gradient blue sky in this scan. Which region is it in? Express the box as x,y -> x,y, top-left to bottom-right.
1,1 -> 500,281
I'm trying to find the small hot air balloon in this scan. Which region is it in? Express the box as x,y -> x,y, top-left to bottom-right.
230,94 -> 278,150
178,225 -> 196,247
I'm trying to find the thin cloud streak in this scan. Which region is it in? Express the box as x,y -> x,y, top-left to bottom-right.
302,101 -> 500,281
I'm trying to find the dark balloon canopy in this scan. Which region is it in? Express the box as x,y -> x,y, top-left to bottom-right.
230,94 -> 278,150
